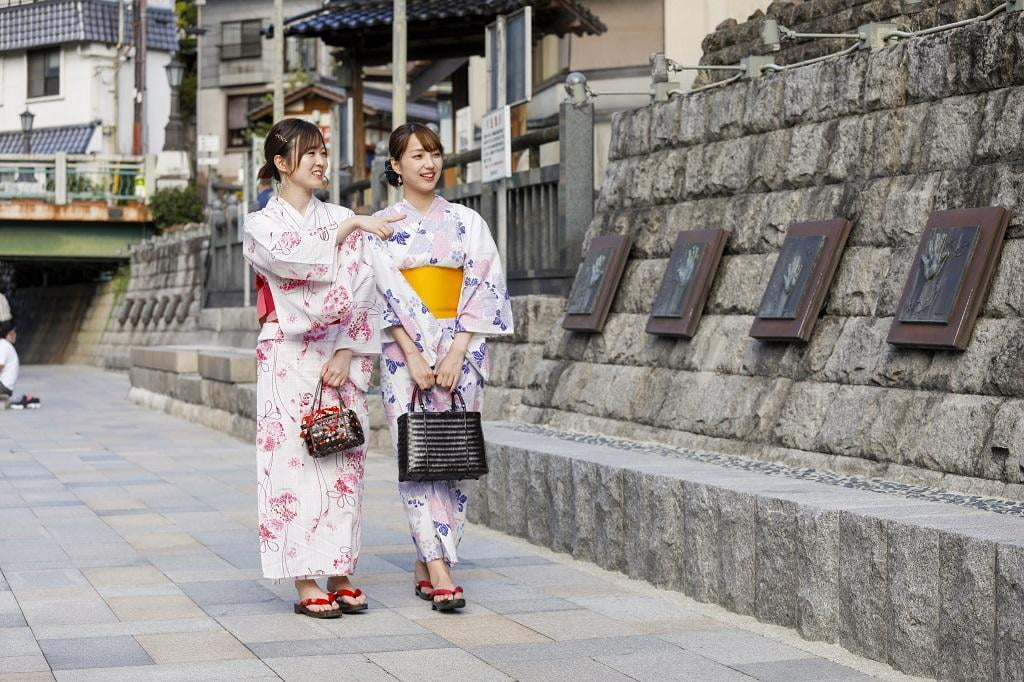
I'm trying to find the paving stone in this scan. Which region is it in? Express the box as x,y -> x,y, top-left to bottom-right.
469,635 -> 680,664
134,631 -> 254,663
105,595 -> 206,622
0,627 -> 43,658
734,657 -> 870,681
657,629 -> 815,666
508,608 -> 645,641
82,566 -> 169,587
495,656 -> 633,681
419,614 -> 549,648
37,635 -> 153,670
48,659 -> 277,681
262,654 -> 395,682
596,647 -> 754,681
368,647 -> 509,681
0,654 -> 51,674
248,634 -> 451,658
215,614 -> 334,643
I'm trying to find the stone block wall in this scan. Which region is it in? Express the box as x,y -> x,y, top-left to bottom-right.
697,0 -> 1004,84
97,227 -> 209,369
522,12 -> 1024,500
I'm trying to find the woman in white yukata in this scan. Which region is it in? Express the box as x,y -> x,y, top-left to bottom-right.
375,123 -> 514,611
242,118 -> 406,618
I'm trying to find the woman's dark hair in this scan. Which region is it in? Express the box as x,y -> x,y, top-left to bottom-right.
257,118 -> 327,182
384,123 -> 444,188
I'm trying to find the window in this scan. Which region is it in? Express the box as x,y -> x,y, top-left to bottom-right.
221,20 -> 262,60
27,48 -> 60,98
285,37 -> 316,73
226,94 -> 265,148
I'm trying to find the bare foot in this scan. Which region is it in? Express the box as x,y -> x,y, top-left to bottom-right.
295,578 -> 339,613
326,575 -> 367,607
426,559 -> 461,603
414,560 -> 433,596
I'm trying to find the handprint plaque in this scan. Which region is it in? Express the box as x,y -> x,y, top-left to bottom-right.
563,234 -> 633,333
647,229 -> 729,338
888,207 -> 1009,350
750,219 -> 852,342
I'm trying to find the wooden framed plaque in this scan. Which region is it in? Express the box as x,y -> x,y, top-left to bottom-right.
563,234 -> 632,332
887,207 -> 1010,350
645,229 -> 729,338
749,218 -> 852,342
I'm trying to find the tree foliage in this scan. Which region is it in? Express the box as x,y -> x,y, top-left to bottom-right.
149,186 -> 204,230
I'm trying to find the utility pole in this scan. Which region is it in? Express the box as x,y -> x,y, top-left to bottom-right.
389,0 -> 407,204
273,0 -> 284,122
132,0 -> 147,155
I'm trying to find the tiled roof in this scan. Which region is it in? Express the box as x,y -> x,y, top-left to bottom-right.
0,0 -> 178,53
287,0 -> 605,36
0,121 -> 99,154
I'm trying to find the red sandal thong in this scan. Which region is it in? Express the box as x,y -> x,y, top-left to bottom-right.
430,586 -> 466,612
294,595 -> 342,618
414,580 -> 434,601
331,588 -> 368,614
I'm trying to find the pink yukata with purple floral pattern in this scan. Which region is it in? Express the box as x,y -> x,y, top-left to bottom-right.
243,195 -> 382,581
374,195 -> 513,565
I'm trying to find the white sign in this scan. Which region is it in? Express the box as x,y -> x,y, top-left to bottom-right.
196,157 -> 220,166
197,134 -> 221,153
455,106 -> 473,154
481,106 -> 511,184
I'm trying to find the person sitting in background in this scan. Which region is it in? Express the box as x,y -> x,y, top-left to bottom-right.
0,290 -> 11,324
0,323 -> 38,410
256,177 -> 273,209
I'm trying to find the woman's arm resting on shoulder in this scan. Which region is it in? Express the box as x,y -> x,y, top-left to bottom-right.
338,213 -> 406,243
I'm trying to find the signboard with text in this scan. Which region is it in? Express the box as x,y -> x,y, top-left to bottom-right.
481,106 -> 511,184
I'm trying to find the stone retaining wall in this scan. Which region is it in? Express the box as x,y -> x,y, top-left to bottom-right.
522,11 -> 1024,500
471,424 -> 1024,681
698,0 -> 1003,85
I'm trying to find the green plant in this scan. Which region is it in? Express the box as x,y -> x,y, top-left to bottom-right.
149,185 -> 203,230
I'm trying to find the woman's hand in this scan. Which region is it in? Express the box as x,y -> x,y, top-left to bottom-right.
339,214 -> 406,243
320,349 -> 353,388
406,351 -> 436,391
435,333 -> 471,391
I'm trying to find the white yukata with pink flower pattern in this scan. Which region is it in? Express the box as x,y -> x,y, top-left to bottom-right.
374,195 -> 513,566
243,195 -> 380,581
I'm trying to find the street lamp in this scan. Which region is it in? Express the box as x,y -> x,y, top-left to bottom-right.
163,55 -> 185,151
20,108 -> 34,155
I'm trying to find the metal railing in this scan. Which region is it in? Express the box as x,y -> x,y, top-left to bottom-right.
0,153 -> 147,205
338,90 -> 594,297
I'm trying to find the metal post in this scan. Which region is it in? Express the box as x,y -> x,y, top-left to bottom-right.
54,152 -> 67,205
329,103 -> 341,205
370,140 -> 388,211
495,14 -> 508,269
390,0 -> 407,206
273,0 -> 284,122
132,0 -> 147,154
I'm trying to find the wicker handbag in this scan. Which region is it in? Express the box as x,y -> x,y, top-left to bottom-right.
397,388 -> 487,482
300,379 -> 365,458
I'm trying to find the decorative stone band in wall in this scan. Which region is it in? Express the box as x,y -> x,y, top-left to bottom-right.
165,294 -> 181,324
174,292 -> 193,324
153,296 -> 169,323
646,229 -> 729,339
116,297 -> 133,326
129,298 -> 143,326
563,234 -> 632,333
749,218 -> 852,342
888,207 -> 1010,351
140,297 -> 157,325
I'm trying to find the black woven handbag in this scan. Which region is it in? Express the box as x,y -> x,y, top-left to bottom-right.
397,388 -> 487,482
299,379 -> 365,458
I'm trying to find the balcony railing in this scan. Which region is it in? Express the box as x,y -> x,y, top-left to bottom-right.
0,153 -> 147,206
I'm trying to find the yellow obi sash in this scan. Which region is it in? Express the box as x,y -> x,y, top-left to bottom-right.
401,266 -> 463,319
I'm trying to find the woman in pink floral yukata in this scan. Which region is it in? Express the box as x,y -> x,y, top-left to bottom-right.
242,118 -> 405,618
376,123 -> 514,611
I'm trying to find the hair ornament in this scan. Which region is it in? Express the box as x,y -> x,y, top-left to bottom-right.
274,132 -> 288,144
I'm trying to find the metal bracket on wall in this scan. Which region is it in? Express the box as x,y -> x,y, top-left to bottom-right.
858,23 -> 901,51
761,19 -> 899,52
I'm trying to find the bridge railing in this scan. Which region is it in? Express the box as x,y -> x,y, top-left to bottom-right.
0,153 -> 148,205
339,92 -> 595,297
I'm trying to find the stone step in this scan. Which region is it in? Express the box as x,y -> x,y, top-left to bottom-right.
471,423 -> 1024,680
198,347 -> 256,384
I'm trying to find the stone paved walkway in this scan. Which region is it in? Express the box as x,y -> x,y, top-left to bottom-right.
0,367 -> 920,681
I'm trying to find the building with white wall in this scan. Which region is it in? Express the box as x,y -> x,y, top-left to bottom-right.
0,0 -> 178,156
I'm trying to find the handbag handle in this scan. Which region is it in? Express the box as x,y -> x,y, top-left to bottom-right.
409,386 -> 466,413
313,378 -> 348,412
